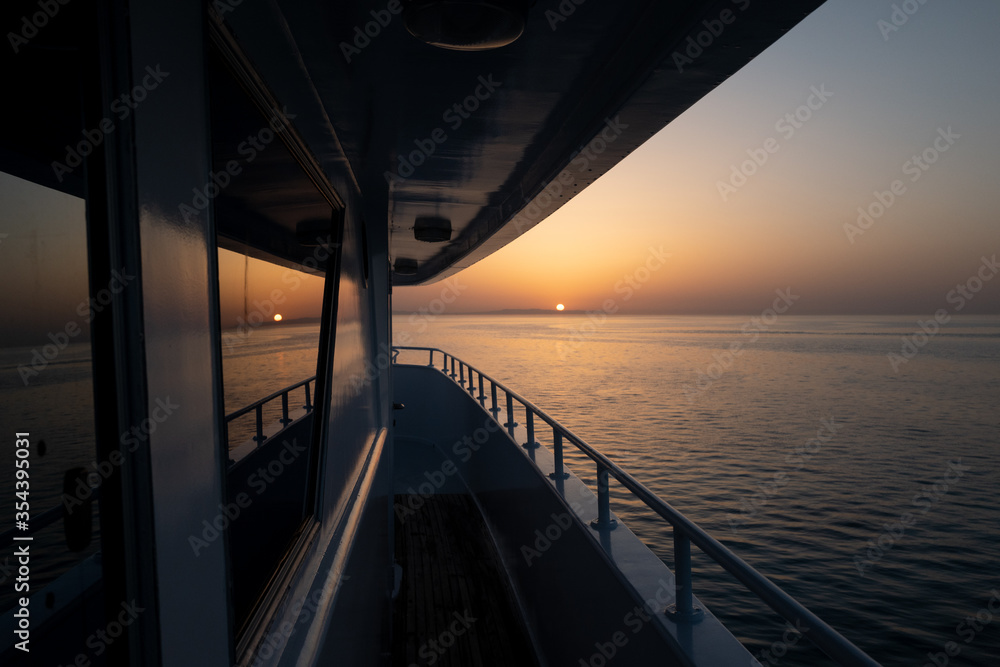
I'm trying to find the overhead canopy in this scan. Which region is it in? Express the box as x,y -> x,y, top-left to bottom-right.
1,1 -> 826,283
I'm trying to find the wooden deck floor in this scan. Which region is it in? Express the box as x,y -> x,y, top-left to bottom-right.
392,494 -> 540,667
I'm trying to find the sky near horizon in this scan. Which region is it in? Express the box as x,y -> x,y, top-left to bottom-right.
393,0 -> 1000,316
3,0 -> 1000,345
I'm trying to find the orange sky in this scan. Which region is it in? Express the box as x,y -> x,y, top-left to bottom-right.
217,249 -> 325,328
7,2 -> 997,349
27,0 -> 994,331
392,0 -> 1000,316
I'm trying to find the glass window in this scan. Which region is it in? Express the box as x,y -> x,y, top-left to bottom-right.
0,1 -> 115,661
208,46 -> 334,634
0,176 -> 105,663
218,251 -> 325,458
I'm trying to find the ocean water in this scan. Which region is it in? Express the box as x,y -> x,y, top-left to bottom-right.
391,314 -> 1000,667
4,315 -> 997,665
221,322 -> 321,449
0,342 -> 102,613
0,323 -> 322,614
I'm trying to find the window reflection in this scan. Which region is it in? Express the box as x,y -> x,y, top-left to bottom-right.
0,172 -> 104,660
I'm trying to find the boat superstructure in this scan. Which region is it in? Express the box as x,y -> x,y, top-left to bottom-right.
0,0 -> 881,665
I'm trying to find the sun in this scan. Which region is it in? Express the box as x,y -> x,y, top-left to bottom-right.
273,314 -> 283,322
556,304 -> 565,311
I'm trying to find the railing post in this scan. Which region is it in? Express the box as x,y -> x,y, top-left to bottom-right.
590,464 -> 617,530
489,382 -> 500,416
225,375 -> 316,451
665,530 -> 703,622
477,374 -> 486,404
504,392 -> 518,437
522,409 -> 539,449
450,356 -> 457,379
428,349 -> 434,367
254,404 -> 265,445
549,429 -> 569,480
459,362 -> 465,386
468,368 -> 476,395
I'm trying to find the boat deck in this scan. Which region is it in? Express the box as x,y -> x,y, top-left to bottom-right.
392,493 -> 539,667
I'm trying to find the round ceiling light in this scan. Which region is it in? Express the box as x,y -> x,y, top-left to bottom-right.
413,216 -> 452,242
394,258 -> 419,275
403,0 -> 529,51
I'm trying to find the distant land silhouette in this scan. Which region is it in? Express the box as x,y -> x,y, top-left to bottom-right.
392,308 -> 585,315
222,316 -> 323,331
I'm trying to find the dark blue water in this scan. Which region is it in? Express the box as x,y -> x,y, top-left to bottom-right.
3,315 -> 997,665
392,314 -> 1000,667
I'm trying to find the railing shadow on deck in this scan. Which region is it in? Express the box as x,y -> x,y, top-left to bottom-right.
391,345 -> 880,667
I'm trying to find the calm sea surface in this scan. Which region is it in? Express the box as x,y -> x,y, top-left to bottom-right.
221,322 -> 322,448
389,314 -> 1000,667
3,315 -> 998,665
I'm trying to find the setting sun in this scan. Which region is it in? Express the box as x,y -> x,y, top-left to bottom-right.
556,304 -> 565,311
273,314 -> 282,322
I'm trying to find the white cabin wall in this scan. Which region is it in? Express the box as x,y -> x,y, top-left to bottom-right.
312,204 -> 394,663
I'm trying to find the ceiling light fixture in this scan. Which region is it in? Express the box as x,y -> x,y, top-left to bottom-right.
403,0 -> 530,51
394,258 -> 419,275
413,216 -> 452,242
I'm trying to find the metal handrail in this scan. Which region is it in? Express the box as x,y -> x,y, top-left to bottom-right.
2,380 -> 318,546
392,346 -> 879,667
225,376 -> 315,445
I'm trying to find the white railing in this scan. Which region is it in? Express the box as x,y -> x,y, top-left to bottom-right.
392,346 -> 880,667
